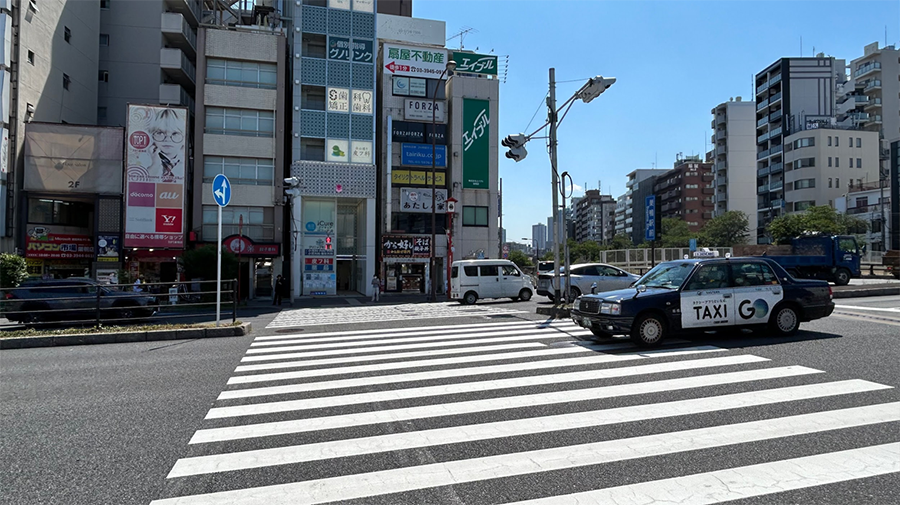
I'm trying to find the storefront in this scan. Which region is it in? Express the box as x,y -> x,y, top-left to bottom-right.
382,234 -> 431,294
220,234 -> 281,300
24,227 -> 95,279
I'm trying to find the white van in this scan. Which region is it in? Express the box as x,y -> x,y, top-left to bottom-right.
450,259 -> 534,305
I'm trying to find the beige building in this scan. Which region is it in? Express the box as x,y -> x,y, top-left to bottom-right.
781,127 -> 881,213
711,98 -> 757,236
192,26 -> 286,299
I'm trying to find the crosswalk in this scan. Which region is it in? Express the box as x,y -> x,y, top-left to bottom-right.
151,319 -> 899,504
266,302 -> 528,328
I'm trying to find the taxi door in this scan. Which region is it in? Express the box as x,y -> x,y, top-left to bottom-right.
679,263 -> 735,329
730,261 -> 784,325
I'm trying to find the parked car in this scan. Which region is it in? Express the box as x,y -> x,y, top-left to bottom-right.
450,259 -> 535,305
2,278 -> 158,325
570,257 -> 835,347
537,263 -> 640,301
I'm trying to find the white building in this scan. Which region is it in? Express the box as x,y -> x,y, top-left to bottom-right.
835,181 -> 892,252
531,222 -> 547,254
711,97 -> 758,235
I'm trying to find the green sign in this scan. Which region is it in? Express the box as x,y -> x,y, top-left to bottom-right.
462,99 -> 490,189
452,52 -> 498,76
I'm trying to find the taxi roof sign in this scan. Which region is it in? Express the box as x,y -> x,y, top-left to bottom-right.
693,248 -> 720,258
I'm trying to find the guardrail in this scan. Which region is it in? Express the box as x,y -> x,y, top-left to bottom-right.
0,279 -> 237,329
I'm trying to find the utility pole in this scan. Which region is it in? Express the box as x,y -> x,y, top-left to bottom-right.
499,178 -> 503,259
548,68 -> 561,303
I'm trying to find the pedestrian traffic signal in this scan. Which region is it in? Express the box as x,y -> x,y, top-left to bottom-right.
325,236 -> 332,250
502,133 -> 528,162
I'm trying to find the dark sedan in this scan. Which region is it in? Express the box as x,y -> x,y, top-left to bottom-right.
3,278 -> 158,325
571,257 -> 834,347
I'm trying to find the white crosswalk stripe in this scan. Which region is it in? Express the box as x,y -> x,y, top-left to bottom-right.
266,302 -> 528,328
151,320 -> 900,505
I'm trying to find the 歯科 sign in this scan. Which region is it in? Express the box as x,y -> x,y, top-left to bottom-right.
383,235 -> 431,258
452,52 -> 498,76
327,87 -> 350,112
382,43 -> 449,79
462,98 -> 490,189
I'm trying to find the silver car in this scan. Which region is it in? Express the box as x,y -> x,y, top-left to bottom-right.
538,263 -> 641,301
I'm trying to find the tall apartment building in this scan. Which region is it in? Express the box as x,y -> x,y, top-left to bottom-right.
531,222 -> 547,254
631,175 -> 658,244
97,0 -> 200,127
711,97 -> 757,235
573,189 -> 615,244
754,55 -> 845,243
3,0 -> 101,251
624,168 -> 668,243
192,25 -> 287,298
653,156 -> 715,234
838,42 -> 899,143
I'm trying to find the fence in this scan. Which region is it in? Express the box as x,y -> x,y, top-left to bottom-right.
597,248 -> 734,275
0,279 -> 237,329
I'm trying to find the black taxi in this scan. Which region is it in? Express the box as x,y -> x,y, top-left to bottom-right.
570,257 -> 834,347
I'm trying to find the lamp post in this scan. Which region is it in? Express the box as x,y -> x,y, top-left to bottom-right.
430,59 -> 456,301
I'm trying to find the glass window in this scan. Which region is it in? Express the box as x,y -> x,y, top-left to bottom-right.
733,262 -> 778,287
451,266 -> 459,279
99,33 -> 109,46
835,157 -> 839,168
684,264 -> 731,291
462,206 -> 489,226
502,265 -> 520,276
203,157 -> 274,186
206,58 -> 277,89
463,266 -> 478,277
856,138 -> 861,148
635,262 -> 694,289
838,237 -> 858,255
201,205 -> 274,240
480,265 -> 499,276
835,137 -> 839,147
27,199 -> 91,227
828,136 -> 832,146
856,158 -> 861,168
204,107 -> 274,137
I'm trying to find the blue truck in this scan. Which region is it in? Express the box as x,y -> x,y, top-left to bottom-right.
744,235 -> 861,286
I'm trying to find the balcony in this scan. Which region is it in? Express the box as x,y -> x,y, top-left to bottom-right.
769,74 -> 781,86
717,176 -> 728,186
702,187 -> 715,195
854,61 -> 882,78
769,126 -> 783,138
758,183 -> 769,194
758,131 -> 770,143
702,174 -> 714,182
159,83 -> 194,111
769,91 -> 782,105
715,129 -> 726,140
847,111 -> 870,122
864,79 -> 882,91
757,148 -> 770,160
847,202 -> 890,215
770,110 -> 782,121
164,0 -> 200,26
161,12 -> 196,58
770,144 -> 783,156
715,145 -> 726,157
160,48 -> 196,87
771,199 -> 784,209
756,81 -> 770,95
757,98 -> 769,111
770,180 -> 784,191
864,97 -> 882,110
757,166 -> 770,177
769,162 -> 783,174
715,114 -> 726,125
716,161 -> 727,171
703,212 -> 713,220
757,115 -> 769,127
866,114 -> 883,125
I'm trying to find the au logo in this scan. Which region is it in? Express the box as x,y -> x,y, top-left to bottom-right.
739,299 -> 769,320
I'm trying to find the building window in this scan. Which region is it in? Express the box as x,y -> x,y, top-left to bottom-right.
99,33 -> 109,46
205,107 -> 275,137
835,137 -> 839,147
62,73 -> 70,90
203,157 -> 275,186
848,137 -> 852,146
390,213 -> 446,234
206,58 -> 277,90
828,157 -> 832,167
27,50 -> 34,65
98,107 -> 107,120
855,197 -> 868,208
300,85 -> 326,110
794,201 -> 815,212
98,70 -> 108,82
856,137 -> 862,148
462,206 -> 489,226
793,137 -> 815,148
299,138 -> 325,161
791,157 -> 815,169
857,158 -> 862,168
849,158 -> 853,168
793,178 -> 815,190
828,178 -> 832,188
64,27 -> 71,43
836,178 -> 840,188
27,198 -> 91,227
835,157 -> 839,168
202,205 -> 274,241
100,0 -> 110,8
828,136 -> 832,146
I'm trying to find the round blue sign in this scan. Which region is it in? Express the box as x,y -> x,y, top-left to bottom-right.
305,221 -> 316,232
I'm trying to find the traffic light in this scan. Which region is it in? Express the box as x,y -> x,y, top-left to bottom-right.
502,133 -> 528,162
578,76 -> 616,103
284,176 -> 300,199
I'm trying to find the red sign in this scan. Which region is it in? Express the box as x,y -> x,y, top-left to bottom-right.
221,235 -> 281,257
25,234 -> 94,259
129,131 -> 150,149
385,61 -> 411,73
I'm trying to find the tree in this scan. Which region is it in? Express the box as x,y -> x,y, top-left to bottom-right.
609,233 -> 633,250
570,239 -> 601,263
767,205 -> 869,244
0,253 -> 28,289
699,211 -> 749,247
507,250 -> 533,270
768,213 -> 806,244
660,218 -> 692,247
180,245 -> 238,281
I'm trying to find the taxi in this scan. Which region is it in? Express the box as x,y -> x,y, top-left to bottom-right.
570,256 -> 834,347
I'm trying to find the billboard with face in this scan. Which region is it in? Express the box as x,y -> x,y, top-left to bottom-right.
124,104 -> 187,248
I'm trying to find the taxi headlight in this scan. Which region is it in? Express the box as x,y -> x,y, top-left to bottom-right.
600,303 -> 611,314
609,303 -> 621,315
573,298 -> 580,310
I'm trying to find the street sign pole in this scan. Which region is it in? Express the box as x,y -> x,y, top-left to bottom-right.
212,174 -> 232,327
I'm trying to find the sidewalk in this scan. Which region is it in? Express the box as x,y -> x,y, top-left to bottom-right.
247,292 -> 442,309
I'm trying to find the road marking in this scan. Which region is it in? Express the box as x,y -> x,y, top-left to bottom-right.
238,330 -> 594,363
206,355 -> 769,419
266,302 -> 528,328
509,443 -> 900,505
192,367 -> 838,445
173,379 -> 885,476
834,305 -> 900,312
221,348 -> 726,399
155,403 -> 900,503
831,313 -> 900,328
245,325 -> 589,354
252,319 -> 578,343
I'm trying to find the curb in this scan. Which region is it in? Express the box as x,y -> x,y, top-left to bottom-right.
536,306 -> 571,319
0,322 -> 252,350
833,287 -> 900,298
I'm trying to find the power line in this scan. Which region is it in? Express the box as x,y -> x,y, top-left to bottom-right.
524,93 -> 548,133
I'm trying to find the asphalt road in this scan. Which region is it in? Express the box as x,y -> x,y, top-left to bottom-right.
2,296 -> 898,505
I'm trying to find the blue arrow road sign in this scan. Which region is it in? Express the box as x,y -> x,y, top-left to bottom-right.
645,195 -> 656,241
212,174 -> 231,207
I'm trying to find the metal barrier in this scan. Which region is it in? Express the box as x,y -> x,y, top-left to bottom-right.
0,279 -> 238,329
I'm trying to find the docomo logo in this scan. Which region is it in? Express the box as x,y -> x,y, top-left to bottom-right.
129,131 -> 151,149
130,191 -> 154,198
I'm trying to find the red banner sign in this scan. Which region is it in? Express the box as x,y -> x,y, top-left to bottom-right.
221,235 -> 281,257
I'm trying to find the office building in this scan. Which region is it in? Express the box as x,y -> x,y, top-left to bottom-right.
573,189 -> 615,243
625,168 -> 668,243
652,156 -> 714,234
711,97 -> 757,235
531,222 -> 547,254
754,55 -> 846,243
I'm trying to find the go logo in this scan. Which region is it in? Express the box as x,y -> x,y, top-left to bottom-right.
738,299 -> 769,320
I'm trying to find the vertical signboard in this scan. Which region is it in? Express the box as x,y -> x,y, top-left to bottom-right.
124,104 -> 187,248
645,195 -> 656,241
462,99 -> 490,189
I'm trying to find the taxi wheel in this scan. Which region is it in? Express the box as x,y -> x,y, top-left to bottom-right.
770,304 -> 800,336
463,292 -> 478,305
631,313 -> 666,347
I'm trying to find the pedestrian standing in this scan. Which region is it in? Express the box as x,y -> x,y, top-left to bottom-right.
273,275 -> 285,306
133,275 -> 144,292
371,273 -> 382,302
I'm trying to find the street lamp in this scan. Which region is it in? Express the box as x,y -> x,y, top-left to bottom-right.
430,59 -> 456,301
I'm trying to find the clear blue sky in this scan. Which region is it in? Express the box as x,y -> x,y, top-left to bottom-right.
413,0 -> 900,244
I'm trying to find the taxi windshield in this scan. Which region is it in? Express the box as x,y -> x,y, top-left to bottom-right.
635,262 -> 695,289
